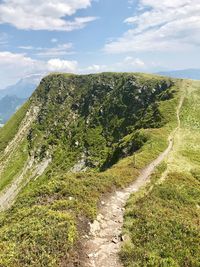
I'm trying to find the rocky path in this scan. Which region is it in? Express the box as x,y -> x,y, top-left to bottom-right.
81,95 -> 184,267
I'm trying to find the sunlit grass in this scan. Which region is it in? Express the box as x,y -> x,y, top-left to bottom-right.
121,80 -> 200,267
0,74 -> 181,266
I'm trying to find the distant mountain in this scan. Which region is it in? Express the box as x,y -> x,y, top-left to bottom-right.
0,74 -> 42,124
0,95 -> 26,124
157,69 -> 200,80
0,74 -> 41,100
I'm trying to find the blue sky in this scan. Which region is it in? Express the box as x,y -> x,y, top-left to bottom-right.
0,0 -> 200,88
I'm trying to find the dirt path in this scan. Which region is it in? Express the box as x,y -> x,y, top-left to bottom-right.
158,93 -> 185,184
81,95 -> 184,267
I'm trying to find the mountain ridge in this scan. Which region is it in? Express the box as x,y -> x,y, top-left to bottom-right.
0,73 -> 199,266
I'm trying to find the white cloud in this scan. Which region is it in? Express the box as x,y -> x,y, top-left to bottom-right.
0,51 -> 147,89
51,38 -> 58,43
85,64 -> 108,72
104,0 -> 200,53
47,59 -> 78,72
123,57 -> 145,67
0,52 -> 39,88
0,0 -> 97,31
36,43 -> 74,57
81,57 -> 147,74
18,46 -> 34,50
18,43 -> 75,57
0,51 -> 79,88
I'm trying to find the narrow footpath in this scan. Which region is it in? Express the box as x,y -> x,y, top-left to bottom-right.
81,94 -> 184,267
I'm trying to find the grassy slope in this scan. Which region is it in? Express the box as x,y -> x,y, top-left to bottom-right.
0,140 -> 29,191
0,74 -> 180,266
0,100 -> 31,192
0,100 -> 31,153
0,72 -> 173,194
120,80 -> 200,267
29,72 -> 174,172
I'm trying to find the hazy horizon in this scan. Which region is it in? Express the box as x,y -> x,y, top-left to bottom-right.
0,0 -> 200,88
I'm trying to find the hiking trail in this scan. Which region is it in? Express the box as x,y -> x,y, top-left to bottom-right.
81,93 -> 184,267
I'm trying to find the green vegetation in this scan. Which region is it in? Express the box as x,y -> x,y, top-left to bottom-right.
0,140 -> 29,191
29,72 -> 175,170
120,81 -> 200,267
0,73 -> 179,266
0,100 -> 31,153
0,99 -> 31,193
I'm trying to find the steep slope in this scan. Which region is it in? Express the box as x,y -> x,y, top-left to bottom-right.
28,73 -> 174,171
0,72 -> 186,266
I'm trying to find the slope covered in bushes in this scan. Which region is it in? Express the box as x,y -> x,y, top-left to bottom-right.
0,73 -> 180,266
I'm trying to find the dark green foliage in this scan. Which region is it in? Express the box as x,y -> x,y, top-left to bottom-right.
102,131 -> 148,170
0,72 -> 179,266
0,100 -> 31,153
28,73 -> 174,170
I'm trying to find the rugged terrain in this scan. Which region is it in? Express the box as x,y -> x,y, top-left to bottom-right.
0,73 -> 199,266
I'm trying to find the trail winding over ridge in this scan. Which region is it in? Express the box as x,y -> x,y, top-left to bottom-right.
81,94 -> 184,267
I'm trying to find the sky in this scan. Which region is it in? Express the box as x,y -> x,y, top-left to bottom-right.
0,0 -> 200,88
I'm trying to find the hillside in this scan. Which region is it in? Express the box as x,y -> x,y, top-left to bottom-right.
0,73 -> 199,266
120,81 -> 200,267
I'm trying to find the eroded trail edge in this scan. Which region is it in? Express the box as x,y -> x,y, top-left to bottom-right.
81,95 -> 184,267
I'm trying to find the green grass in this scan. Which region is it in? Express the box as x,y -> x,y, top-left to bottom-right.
0,99 -> 31,192
30,72 -> 175,171
0,140 -> 29,191
120,80 -> 200,267
120,172 -> 200,267
0,77 -> 180,266
0,100 -> 31,153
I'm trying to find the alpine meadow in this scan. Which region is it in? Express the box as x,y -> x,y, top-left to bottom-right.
0,72 -> 199,266
0,0 -> 200,266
